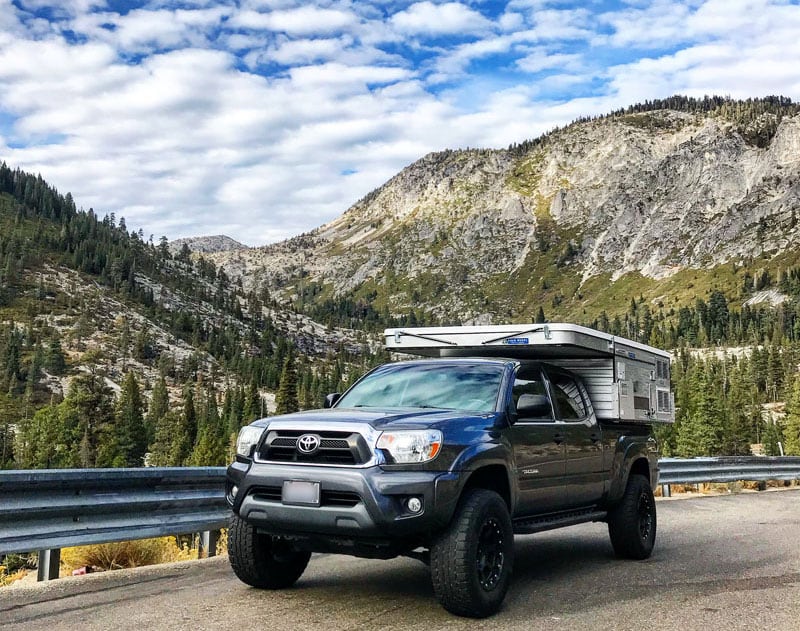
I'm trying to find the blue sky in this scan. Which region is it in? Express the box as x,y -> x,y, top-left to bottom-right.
2,0 -> 800,245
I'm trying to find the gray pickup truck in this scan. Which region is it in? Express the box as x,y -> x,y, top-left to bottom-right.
226,324 -> 669,617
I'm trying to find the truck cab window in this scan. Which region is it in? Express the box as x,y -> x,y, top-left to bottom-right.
512,367 -> 554,422
551,373 -> 587,420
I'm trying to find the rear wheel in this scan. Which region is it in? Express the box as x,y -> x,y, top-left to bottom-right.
430,489 -> 514,618
607,473 -> 656,560
228,513 -> 311,589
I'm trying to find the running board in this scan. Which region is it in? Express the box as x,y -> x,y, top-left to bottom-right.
513,509 -> 607,535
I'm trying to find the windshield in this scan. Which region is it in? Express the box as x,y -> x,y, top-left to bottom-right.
336,362 -> 505,412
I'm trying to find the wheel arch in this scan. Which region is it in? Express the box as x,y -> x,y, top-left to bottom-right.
461,464 -> 513,512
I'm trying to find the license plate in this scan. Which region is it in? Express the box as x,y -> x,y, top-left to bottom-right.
282,480 -> 320,506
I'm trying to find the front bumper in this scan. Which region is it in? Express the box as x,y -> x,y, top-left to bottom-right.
227,460 -> 460,540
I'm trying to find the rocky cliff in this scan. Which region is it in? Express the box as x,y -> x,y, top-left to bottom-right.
209,100 -> 800,323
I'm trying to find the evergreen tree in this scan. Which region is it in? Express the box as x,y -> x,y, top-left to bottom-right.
116,371 -> 147,466
242,379 -> 262,422
676,364 -> 725,456
722,365 -> 755,455
44,336 -> 66,374
146,375 -> 169,446
189,391 -> 227,466
149,410 -> 186,466
274,356 -> 299,415
63,372 -> 116,467
168,411 -> 192,465
783,373 -> 800,456
183,384 -> 197,446
762,419 -> 784,456
25,343 -> 44,399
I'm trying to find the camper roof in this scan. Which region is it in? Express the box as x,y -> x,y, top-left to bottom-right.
383,323 -> 672,361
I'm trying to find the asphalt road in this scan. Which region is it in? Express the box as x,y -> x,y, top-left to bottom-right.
3,490 -> 799,631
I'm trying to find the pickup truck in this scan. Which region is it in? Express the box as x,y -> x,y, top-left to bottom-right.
226,345 -> 662,617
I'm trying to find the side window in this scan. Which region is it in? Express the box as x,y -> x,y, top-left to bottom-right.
550,373 -> 587,421
512,366 -> 554,422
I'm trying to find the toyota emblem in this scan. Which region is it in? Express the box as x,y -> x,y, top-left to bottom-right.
297,434 -> 321,455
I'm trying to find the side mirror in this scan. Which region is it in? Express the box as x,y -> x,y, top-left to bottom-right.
324,393 -> 341,409
506,408 -> 519,426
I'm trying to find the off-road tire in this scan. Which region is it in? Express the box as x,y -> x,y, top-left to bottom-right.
607,473 -> 657,560
228,513 -> 311,588
430,489 -> 514,618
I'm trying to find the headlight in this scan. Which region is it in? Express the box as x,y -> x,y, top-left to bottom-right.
236,425 -> 265,458
376,430 -> 442,464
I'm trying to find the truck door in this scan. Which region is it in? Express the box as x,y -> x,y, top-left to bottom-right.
506,365 -> 567,516
547,369 -> 605,507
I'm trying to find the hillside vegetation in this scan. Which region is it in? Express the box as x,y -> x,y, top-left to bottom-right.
3,96 -> 800,468
0,163 -> 383,469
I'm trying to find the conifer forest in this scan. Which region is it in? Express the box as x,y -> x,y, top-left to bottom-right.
3,97 -> 800,471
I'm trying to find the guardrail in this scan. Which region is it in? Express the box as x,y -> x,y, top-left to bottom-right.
0,467 -> 228,580
2,458 -> 799,582
658,456 -> 800,495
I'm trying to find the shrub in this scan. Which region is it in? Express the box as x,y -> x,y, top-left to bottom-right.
61,536 -> 194,573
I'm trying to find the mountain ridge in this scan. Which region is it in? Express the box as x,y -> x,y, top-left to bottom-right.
207,97 -> 800,327
169,235 -> 247,255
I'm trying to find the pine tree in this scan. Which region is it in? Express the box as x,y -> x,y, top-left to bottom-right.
183,384 -> 197,446
242,379 -> 262,422
274,356 -> 299,415
116,371 -> 147,466
146,375 -> 169,446
723,365 -> 755,455
762,419 -> 784,456
676,363 -> 726,456
62,371 -> 116,467
44,336 -> 66,374
783,373 -> 800,456
149,411 -> 184,466
189,392 -> 227,466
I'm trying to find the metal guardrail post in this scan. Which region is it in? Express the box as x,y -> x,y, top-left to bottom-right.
661,484 -> 671,497
199,530 -> 220,559
37,548 -> 60,581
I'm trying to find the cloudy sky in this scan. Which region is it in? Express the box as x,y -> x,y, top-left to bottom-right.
2,1 -> 800,246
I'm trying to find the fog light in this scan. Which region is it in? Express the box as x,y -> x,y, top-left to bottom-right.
231,485 -> 239,498
406,497 -> 423,514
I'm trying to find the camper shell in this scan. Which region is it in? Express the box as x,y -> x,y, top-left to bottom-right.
384,322 -> 674,424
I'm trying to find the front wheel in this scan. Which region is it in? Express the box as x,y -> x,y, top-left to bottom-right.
607,473 -> 657,560
228,513 -> 311,589
430,489 -> 514,618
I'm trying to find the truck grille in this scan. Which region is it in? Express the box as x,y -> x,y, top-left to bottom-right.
258,429 -> 372,466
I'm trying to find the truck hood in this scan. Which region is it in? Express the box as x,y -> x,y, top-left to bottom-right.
251,407 -> 496,431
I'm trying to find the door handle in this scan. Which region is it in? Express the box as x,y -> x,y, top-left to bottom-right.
553,433 -> 564,445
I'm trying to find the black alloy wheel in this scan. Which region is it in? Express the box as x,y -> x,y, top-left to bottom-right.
476,516 -> 506,591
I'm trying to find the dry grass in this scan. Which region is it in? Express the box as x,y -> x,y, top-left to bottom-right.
657,480 -> 799,497
60,537 -> 195,574
0,565 -> 29,587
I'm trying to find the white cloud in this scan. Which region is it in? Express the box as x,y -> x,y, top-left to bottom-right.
229,6 -> 357,36
268,36 -> 348,64
2,1 -> 800,246
67,7 -> 229,53
390,1 -> 492,36
516,48 -> 583,73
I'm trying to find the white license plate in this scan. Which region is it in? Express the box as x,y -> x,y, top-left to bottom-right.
282,480 -> 320,506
